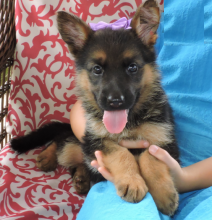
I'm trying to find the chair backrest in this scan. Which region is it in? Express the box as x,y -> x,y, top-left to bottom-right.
0,0 -> 16,148
5,0 -> 163,140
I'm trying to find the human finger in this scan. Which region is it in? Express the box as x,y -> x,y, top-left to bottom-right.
98,167 -> 114,182
119,140 -> 149,149
91,159 -> 114,181
94,151 -> 105,167
148,145 -> 179,170
91,160 -> 100,169
95,151 -> 114,182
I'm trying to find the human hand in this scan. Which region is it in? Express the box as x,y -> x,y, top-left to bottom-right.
91,143 -> 185,192
91,140 -> 150,183
91,151 -> 114,182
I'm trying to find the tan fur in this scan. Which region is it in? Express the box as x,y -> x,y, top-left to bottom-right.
57,142 -> 83,168
36,142 -> 58,172
102,139 -> 148,202
76,70 -> 92,93
133,64 -> 160,113
139,150 -> 178,215
149,33 -> 158,45
122,50 -> 143,68
76,70 -> 101,110
91,50 -> 107,64
133,122 -> 173,146
141,64 -> 159,86
122,50 -> 136,59
87,119 -> 108,137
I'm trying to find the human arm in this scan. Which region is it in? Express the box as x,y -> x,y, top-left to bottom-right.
177,156 -> 212,192
70,100 -> 86,142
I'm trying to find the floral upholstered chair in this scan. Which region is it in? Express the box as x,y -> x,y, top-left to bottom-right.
0,0 -> 164,219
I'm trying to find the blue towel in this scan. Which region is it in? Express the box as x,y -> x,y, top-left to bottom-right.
77,181 -> 168,220
77,1 -> 212,219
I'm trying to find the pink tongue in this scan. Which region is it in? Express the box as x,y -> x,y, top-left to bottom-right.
103,110 -> 128,134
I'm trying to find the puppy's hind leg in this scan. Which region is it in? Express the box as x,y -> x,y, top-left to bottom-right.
70,164 -> 90,194
36,142 -> 58,172
57,141 -> 84,168
57,141 -> 90,194
37,139 -> 90,194
36,140 -> 83,172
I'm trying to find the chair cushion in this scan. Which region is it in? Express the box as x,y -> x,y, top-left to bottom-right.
0,143 -> 85,219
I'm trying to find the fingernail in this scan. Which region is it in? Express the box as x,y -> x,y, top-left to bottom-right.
149,145 -> 158,154
91,161 -> 97,168
91,164 -> 98,169
94,151 -> 99,158
143,141 -> 149,148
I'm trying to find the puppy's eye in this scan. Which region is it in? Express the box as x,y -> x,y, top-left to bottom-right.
127,63 -> 138,74
92,65 -> 103,75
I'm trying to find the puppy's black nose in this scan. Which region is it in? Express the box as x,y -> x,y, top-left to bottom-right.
107,95 -> 125,108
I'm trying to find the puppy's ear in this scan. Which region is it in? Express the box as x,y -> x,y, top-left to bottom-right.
131,0 -> 160,47
57,11 -> 93,57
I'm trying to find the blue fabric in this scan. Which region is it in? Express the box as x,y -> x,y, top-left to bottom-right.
77,181 -> 169,220
77,1 -> 212,219
204,0 -> 212,44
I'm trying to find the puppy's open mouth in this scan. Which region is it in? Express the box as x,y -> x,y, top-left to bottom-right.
103,110 -> 129,134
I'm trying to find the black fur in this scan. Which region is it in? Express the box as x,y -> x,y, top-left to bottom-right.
11,122 -> 72,154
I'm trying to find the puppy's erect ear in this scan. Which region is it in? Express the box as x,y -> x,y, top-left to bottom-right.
57,11 -> 93,57
131,0 -> 160,47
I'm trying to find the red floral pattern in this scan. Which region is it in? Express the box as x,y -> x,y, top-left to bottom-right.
0,144 -> 85,219
2,0 -> 163,219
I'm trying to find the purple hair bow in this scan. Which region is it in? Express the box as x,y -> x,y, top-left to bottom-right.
89,17 -> 132,31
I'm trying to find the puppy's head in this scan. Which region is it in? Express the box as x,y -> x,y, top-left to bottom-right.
57,0 -> 160,134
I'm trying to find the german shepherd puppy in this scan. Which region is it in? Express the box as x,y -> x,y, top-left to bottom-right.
11,0 -> 179,215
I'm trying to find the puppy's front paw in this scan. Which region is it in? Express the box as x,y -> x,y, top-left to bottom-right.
152,179 -> 179,216
139,149 -> 179,215
115,174 -> 148,203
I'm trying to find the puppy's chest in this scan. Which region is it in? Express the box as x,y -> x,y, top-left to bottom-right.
87,117 -> 172,146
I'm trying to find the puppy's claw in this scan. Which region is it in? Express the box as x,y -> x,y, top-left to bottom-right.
115,174 -> 148,203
